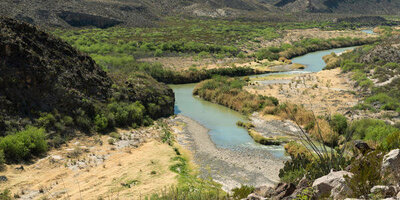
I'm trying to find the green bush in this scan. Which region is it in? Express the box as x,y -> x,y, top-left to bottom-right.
329,114 -> 348,135
0,126 -> 48,162
345,151 -> 384,199
37,113 -> 56,129
231,185 -> 254,200
0,189 -> 11,200
348,119 -> 399,143
366,93 -> 400,111
94,114 -> 108,132
380,131 -> 400,151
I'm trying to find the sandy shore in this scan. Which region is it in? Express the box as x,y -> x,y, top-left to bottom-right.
169,115 -> 285,192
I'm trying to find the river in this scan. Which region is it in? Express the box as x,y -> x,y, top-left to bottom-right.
168,44 -> 364,190
171,46 -> 356,152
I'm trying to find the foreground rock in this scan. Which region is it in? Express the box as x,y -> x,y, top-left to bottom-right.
382,149 -> 400,184
370,185 -> 398,198
312,170 -> 353,199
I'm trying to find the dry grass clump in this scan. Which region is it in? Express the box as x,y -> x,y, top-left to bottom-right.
322,52 -> 342,69
309,118 -> 339,146
275,103 -> 314,126
194,76 -> 278,115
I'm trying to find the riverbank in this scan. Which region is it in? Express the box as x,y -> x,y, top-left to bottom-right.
168,115 -> 285,191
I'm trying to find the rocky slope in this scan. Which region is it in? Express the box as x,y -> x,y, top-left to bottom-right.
274,0 -> 400,14
0,17 -> 174,135
0,0 -> 397,28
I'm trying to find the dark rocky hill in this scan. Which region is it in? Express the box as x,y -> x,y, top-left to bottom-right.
1,0 -> 397,28
274,0 -> 400,14
0,17 -> 174,135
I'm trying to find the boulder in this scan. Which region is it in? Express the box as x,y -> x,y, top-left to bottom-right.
253,186 -> 273,197
290,176 -> 311,198
0,176 -> 7,182
245,193 -> 267,200
312,170 -> 353,199
354,140 -> 372,154
382,149 -> 400,184
272,182 -> 296,199
370,185 -> 397,198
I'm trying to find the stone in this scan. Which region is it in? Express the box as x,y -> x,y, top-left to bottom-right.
0,176 -> 7,182
246,193 -> 267,200
354,140 -> 372,154
273,182 -> 296,199
253,186 -> 273,197
382,149 -> 400,184
370,185 -> 397,198
312,170 -> 353,199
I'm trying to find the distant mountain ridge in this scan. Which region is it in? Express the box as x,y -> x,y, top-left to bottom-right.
0,0 -> 398,28
274,0 -> 400,14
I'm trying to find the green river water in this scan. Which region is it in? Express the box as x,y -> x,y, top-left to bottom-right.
170,46 -> 358,158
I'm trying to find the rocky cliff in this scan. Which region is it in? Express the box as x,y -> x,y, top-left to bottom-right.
0,17 -> 174,135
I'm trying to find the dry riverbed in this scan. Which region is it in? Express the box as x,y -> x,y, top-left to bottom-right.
168,115 -> 286,192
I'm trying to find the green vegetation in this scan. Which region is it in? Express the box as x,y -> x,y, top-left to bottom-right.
345,151 -> 385,199
194,76 -> 278,115
231,185 -> 255,199
109,61 -> 257,84
254,37 -> 377,61
332,43 -> 400,114
0,189 -> 11,200
0,126 -> 47,162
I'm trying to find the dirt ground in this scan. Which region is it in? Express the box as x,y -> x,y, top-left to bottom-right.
246,68 -> 358,116
1,127 -> 179,200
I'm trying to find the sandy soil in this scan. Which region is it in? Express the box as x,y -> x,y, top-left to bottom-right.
169,115 -> 285,192
1,127 -> 179,200
246,68 -> 358,116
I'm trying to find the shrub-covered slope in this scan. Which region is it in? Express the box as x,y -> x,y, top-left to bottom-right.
0,17 -> 174,138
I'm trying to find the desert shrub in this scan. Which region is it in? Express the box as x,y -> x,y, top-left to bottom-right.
280,142 -> 312,183
342,62 -> 364,72
0,189 -> 11,200
329,114 -> 348,135
0,150 -> 5,171
255,48 -> 279,61
345,151 -> 385,199
231,185 -> 254,199
94,114 -> 108,132
194,76 -> 278,115
295,187 -> 315,200
37,113 -> 56,129
0,126 -> 48,162
348,119 -> 399,144
107,101 -> 145,127
380,131 -> 400,151
75,115 -> 92,132
365,93 -> 400,111
109,132 -> 121,140
108,138 -> 115,145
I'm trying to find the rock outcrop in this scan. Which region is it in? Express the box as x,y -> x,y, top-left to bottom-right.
312,170 -> 353,199
382,149 -> 400,184
370,185 -> 398,198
